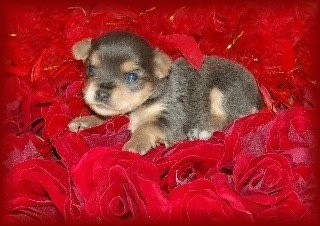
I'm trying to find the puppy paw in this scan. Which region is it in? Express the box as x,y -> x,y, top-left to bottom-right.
68,116 -> 104,132
187,128 -> 213,141
68,118 -> 90,132
123,136 -> 157,155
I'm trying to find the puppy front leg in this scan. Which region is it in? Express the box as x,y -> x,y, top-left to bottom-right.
68,115 -> 106,132
123,123 -> 165,155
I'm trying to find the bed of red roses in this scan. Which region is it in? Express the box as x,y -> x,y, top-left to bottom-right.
1,0 -> 319,225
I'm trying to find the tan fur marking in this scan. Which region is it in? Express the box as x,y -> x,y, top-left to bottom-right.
90,52 -> 101,67
142,124 -> 165,141
68,115 -> 105,132
123,123 -> 165,155
210,88 -> 227,130
120,60 -> 139,73
83,81 -> 119,116
211,115 -> 227,131
133,124 -> 165,146
83,80 -> 154,116
129,102 -> 165,132
154,49 -> 172,78
72,38 -> 92,61
210,88 -> 226,118
111,83 -> 153,113
83,81 -> 98,105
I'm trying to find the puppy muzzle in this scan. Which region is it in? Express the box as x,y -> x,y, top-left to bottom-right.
94,90 -> 110,102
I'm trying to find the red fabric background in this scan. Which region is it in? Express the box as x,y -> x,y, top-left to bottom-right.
0,0 -> 319,224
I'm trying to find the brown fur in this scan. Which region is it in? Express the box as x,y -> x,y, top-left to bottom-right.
72,38 -> 92,61
120,60 -> 139,73
68,115 -> 105,132
153,49 -> 172,78
128,102 -> 165,132
209,88 -> 227,129
90,51 -> 102,67
123,123 -> 165,155
110,83 -> 154,114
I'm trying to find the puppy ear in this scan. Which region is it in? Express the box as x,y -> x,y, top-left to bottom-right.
153,49 -> 172,79
72,38 -> 92,61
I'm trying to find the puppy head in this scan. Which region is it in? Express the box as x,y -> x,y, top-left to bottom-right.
72,31 -> 172,116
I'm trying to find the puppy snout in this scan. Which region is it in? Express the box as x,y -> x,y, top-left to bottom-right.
95,90 -> 109,102
99,82 -> 115,90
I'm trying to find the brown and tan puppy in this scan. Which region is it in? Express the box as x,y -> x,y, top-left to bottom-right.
68,31 -> 264,155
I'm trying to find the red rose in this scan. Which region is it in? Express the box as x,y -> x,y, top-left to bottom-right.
222,111 -> 274,165
266,107 -> 316,153
52,116 -> 130,168
2,2 -> 319,225
256,192 -> 310,224
210,153 -> 311,223
232,153 -> 293,208
53,132 -> 89,167
71,148 -> 169,224
80,115 -> 130,149
154,141 -> 224,193
2,159 -> 86,224
3,133 -> 51,170
4,77 -> 33,132
169,179 -> 253,224
292,165 -> 317,207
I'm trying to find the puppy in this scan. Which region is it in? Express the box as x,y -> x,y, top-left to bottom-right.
68,31 -> 264,155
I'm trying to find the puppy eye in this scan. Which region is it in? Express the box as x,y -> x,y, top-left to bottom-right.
86,65 -> 96,76
125,72 -> 138,82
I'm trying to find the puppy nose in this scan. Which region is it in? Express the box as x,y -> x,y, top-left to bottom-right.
95,90 -> 109,102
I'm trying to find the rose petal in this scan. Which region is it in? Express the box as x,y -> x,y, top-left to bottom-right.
3,159 -> 86,224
